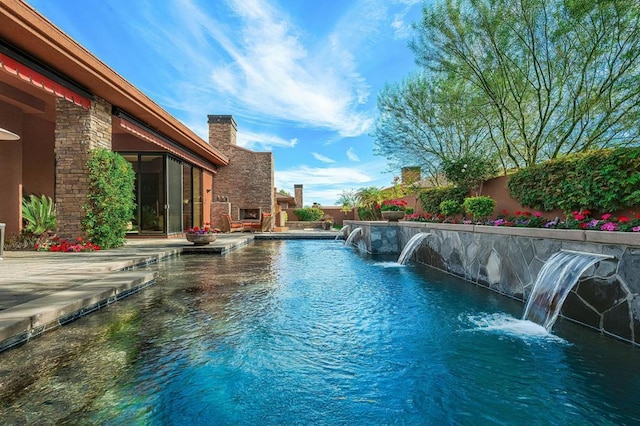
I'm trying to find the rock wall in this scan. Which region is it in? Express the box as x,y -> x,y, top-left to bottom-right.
345,220 -> 640,346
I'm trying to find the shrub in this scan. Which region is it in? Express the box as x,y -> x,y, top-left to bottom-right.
441,153 -> 497,194
293,207 -> 324,221
419,186 -> 468,214
82,148 -> 136,249
22,194 -> 56,236
439,200 -> 463,218
463,196 -> 495,221
508,147 -> 640,213
357,206 -> 378,221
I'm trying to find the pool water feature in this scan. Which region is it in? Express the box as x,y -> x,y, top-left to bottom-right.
523,250 -> 613,329
0,240 -> 639,424
344,226 -> 362,246
397,232 -> 431,265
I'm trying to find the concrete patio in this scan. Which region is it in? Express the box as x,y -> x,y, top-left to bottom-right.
0,230 -> 340,352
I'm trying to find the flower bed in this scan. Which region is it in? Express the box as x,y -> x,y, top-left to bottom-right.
405,209 -> 640,232
36,236 -> 100,252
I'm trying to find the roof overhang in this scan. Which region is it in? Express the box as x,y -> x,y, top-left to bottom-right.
0,0 -> 229,167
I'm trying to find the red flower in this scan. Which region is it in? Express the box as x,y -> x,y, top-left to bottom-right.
619,216 -> 629,223
574,214 -> 585,221
582,209 -> 591,216
502,209 -> 508,215
515,210 -> 521,216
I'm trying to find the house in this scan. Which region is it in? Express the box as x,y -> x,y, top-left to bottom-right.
0,0 -> 273,238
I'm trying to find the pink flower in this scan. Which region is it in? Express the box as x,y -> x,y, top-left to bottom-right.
534,212 -> 542,217
601,222 -> 617,231
633,226 -> 640,232
601,213 -> 612,220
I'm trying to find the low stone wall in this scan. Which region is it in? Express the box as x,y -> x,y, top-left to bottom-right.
286,221 -> 323,230
345,220 -> 640,346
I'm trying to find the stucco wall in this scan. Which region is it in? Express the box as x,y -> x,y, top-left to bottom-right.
345,220 -> 640,346
0,103 -> 24,235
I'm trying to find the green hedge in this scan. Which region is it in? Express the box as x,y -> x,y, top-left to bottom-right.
82,149 -> 136,249
418,186 -> 468,214
292,207 -> 324,221
463,196 -> 495,221
508,147 -> 640,213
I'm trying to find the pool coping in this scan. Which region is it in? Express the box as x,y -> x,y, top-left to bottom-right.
0,231 -> 341,353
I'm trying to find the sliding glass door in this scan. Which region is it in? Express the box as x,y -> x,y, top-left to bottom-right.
120,152 -> 202,236
166,156 -> 183,234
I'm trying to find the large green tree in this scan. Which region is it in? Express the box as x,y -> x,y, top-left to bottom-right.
374,73 -> 495,183
375,0 -> 640,174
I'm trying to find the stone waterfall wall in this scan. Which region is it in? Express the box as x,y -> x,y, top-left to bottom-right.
345,221 -> 640,346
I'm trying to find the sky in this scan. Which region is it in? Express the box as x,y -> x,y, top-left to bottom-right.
26,0 -> 426,206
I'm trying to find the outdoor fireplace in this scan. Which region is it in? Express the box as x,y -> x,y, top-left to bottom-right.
240,208 -> 261,220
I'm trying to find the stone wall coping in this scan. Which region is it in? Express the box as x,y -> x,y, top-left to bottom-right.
584,230 -> 640,245
345,220 -> 640,247
471,225 -> 586,241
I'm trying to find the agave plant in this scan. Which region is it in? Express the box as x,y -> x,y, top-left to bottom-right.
22,194 -> 56,235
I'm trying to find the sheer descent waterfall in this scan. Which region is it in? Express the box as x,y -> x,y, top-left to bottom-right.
523,250 -> 612,329
397,233 -> 432,265
344,227 -> 362,246
335,225 -> 350,241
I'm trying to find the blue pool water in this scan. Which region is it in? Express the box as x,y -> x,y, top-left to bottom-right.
1,240 -> 639,424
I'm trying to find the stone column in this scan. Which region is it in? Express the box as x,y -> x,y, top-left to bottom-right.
54,97 -> 112,239
208,115 -> 237,146
294,184 -> 303,208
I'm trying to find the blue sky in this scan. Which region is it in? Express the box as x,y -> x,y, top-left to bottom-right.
26,0 -> 425,206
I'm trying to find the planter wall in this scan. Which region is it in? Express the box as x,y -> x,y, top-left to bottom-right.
345,220 -> 640,346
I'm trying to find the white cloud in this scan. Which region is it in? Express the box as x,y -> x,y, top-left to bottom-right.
276,165 -> 372,188
275,159 -> 397,206
131,0 -> 379,137
237,131 -> 297,150
346,147 -> 360,162
312,152 -> 336,163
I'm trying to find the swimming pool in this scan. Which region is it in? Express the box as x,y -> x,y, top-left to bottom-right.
1,240 -> 639,424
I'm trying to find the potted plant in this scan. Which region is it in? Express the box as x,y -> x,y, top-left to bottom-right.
380,199 -> 408,221
321,214 -> 334,230
186,223 -> 218,245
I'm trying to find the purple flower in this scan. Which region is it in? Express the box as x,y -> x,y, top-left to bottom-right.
633,226 -> 640,232
601,222 -> 618,232
586,219 -> 600,229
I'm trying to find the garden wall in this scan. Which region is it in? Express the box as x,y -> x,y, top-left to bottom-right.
399,175 -> 635,220
345,220 -> 640,346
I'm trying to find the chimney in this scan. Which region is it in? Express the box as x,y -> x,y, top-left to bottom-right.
294,184 -> 303,208
208,115 -> 237,146
401,166 -> 421,185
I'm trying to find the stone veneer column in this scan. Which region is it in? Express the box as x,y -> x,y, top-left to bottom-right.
294,184 -> 303,208
54,97 -> 112,239
208,115 -> 237,146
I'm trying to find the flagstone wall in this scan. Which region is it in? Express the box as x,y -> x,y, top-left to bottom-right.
55,97 -> 112,239
346,220 -> 640,346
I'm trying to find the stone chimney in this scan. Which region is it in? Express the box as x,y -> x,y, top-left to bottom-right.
208,115 -> 237,146
294,184 -> 303,208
